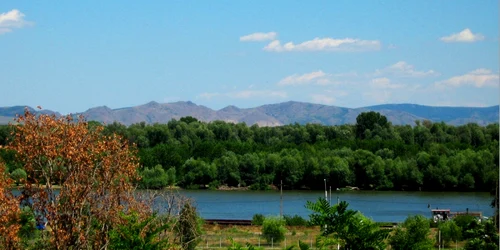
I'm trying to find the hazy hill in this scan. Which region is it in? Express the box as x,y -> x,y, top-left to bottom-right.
0,106 -> 61,124
0,102 -> 497,126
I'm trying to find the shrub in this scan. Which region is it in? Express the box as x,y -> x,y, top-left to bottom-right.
283,214 -> 308,226
175,203 -> 202,250
261,216 -> 286,243
453,214 -> 477,239
18,206 -> 37,241
437,220 -> 461,247
252,214 -> 264,226
108,212 -> 171,250
389,215 -> 433,250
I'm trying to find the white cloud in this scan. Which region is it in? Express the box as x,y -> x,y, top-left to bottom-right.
311,94 -> 336,105
240,32 -> 277,42
0,9 -> 32,34
370,77 -> 404,89
375,61 -> 439,77
277,70 -> 333,86
436,69 -> 499,88
440,28 -> 485,43
264,37 -> 381,52
198,90 -> 287,99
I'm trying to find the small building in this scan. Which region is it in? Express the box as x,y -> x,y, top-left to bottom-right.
431,209 -> 451,222
431,209 -> 483,223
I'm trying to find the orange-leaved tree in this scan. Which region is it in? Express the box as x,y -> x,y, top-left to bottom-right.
0,160 -> 21,249
7,108 -> 146,249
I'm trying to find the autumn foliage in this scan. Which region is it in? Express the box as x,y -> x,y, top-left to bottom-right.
5,109 -> 146,249
0,161 -> 21,249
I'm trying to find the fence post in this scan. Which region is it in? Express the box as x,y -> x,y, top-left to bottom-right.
272,237 -> 274,249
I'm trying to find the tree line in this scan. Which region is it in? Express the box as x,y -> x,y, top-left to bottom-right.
1,111 -> 498,192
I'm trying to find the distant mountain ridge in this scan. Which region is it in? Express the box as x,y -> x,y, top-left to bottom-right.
0,101 -> 498,126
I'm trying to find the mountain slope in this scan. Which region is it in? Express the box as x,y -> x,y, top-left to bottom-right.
0,102 -> 497,126
363,104 -> 499,126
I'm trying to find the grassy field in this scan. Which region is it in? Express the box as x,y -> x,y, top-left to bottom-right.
199,224 -> 468,249
201,224 -> 320,249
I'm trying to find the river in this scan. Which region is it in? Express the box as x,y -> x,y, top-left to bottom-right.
148,190 -> 494,222
13,189 -> 494,223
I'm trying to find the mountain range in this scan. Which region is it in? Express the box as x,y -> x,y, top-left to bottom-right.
0,101 -> 498,126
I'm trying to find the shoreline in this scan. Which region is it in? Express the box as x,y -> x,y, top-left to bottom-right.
9,184 -> 492,193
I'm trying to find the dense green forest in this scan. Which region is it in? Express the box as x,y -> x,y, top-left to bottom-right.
0,112 -> 498,192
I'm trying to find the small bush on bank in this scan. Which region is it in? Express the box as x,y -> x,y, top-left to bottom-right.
283,214 -> 308,226
252,214 -> 264,226
261,216 -> 286,243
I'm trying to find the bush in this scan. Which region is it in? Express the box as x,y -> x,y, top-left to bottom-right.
283,214 -> 308,226
175,203 -> 202,250
18,206 -> 37,241
389,215 -> 433,250
453,215 -> 477,239
437,220 -> 461,247
261,216 -> 286,243
108,212 -> 171,250
252,214 -> 265,226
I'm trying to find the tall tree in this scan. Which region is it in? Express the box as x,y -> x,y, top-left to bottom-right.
355,112 -> 389,139
0,161 -> 21,249
7,108 -> 145,249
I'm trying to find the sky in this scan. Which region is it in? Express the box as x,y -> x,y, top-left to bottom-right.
0,1 -> 498,114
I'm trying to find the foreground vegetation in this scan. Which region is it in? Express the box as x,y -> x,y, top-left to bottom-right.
0,109 -> 498,249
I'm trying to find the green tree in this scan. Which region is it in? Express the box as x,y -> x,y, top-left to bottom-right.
10,168 -> 26,185
355,112 -> 389,139
140,165 -> 170,189
389,215 -> 433,250
261,216 -> 286,243
306,198 -> 388,249
463,218 -> 499,250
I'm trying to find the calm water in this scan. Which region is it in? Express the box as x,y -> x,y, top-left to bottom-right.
14,189 -> 494,222
150,190 -> 494,222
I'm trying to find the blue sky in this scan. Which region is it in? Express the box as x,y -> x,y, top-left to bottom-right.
0,1 -> 498,114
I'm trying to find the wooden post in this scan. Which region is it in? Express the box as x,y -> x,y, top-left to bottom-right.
280,179 -> 283,217
438,230 -> 441,250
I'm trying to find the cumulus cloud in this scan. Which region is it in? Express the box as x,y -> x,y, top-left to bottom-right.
240,32 -> 277,42
440,28 -> 485,43
0,9 -> 32,34
264,37 -> 381,52
375,61 -> 439,77
435,69 -> 499,88
198,90 -> 287,99
277,70 -> 334,86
